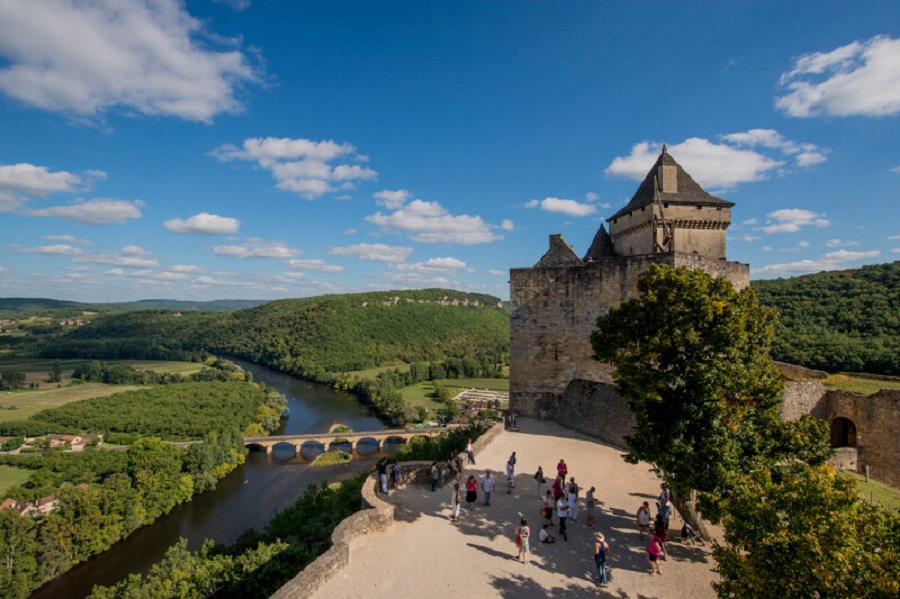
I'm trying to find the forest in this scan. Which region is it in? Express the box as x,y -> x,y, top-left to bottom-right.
753,261 -> 900,375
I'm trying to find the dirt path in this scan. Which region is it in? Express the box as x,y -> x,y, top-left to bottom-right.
311,418 -> 718,599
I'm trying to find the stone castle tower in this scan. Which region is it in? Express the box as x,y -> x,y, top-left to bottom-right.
509,147 -> 750,418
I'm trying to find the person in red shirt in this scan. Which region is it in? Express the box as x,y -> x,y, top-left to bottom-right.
557,459 -> 568,480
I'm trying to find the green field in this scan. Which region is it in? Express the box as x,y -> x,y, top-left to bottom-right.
400,382 -> 445,413
841,471 -> 900,512
0,383 -> 140,422
0,359 -> 205,390
117,360 -> 205,376
438,378 -> 510,392
345,364 -> 411,378
0,465 -> 32,496
824,375 -> 900,396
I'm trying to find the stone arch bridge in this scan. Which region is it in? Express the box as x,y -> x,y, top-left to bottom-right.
243,426 -> 458,455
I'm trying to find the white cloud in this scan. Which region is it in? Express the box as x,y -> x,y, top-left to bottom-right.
761,209 -> 830,234
0,0 -> 259,123
164,212 -> 240,235
605,132 -> 827,191
824,239 -> 860,248
395,257 -> 467,275
373,189 -> 411,210
170,264 -> 203,273
798,241 -> 810,248
286,259 -> 344,273
345,228 -> 357,235
890,166 -> 900,174
501,219 -> 514,231
367,199 -> 502,245
22,243 -> 159,268
753,250 -> 881,277
888,234 -> 900,241
585,192 -> 599,202
371,272 -> 454,287
42,234 -> 93,246
328,243 -> 413,263
488,269 -> 505,276
212,238 -> 299,259
0,163 -> 84,196
526,197 -> 597,217
892,248 -> 900,254
22,244 -> 84,257
777,35 -> 900,118
27,198 -> 143,224
211,137 -> 376,199
741,234 -> 759,242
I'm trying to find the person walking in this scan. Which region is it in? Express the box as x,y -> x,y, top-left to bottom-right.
450,482 -> 461,523
508,452 -> 517,488
637,501 -> 651,537
534,466 -> 546,496
556,495 -> 569,541
465,475 -> 478,510
515,517 -> 531,563
466,439 -> 476,465
594,532 -> 610,587
567,478 -> 579,524
647,533 -> 663,575
506,460 -> 515,494
586,486 -> 597,529
481,470 -> 495,506
654,515 -> 669,559
431,461 -> 440,492
556,459 -> 568,480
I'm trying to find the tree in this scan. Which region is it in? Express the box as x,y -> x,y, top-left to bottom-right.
0,370 -> 25,391
49,360 -> 62,383
713,463 -> 900,598
591,264 -> 831,519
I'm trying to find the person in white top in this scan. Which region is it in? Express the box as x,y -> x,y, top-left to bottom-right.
567,478 -> 579,524
506,461 -> 514,494
466,439 -> 475,465
556,496 -> 569,541
481,470 -> 495,506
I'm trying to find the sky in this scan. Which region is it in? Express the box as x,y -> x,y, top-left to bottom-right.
0,1 -> 898,302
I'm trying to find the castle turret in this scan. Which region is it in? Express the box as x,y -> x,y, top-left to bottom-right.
606,146 -> 734,259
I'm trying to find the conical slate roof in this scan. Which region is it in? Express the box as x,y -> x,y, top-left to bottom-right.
582,224 -> 615,261
607,146 -> 734,221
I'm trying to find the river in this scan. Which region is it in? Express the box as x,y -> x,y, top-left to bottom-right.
32,359 -> 388,599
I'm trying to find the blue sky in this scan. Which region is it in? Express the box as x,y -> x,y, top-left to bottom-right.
0,1 -> 898,302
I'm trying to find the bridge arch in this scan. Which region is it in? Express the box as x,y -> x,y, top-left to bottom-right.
246,442 -> 269,454
299,440 -> 326,460
354,437 -> 379,456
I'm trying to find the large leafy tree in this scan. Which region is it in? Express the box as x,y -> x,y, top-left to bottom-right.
714,463 -> 900,598
591,264 -> 831,519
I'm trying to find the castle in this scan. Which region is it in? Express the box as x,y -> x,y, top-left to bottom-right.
509,146 -> 900,488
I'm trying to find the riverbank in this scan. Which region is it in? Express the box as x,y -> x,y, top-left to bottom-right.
309,418 -> 719,599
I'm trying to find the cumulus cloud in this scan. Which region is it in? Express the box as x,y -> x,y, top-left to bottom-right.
42,234 -> 92,246
395,257 -> 467,275
776,35 -> 900,118
488,269 -> 505,276
170,264 -> 203,273
526,197 -> 597,217
888,234 -> 900,241
373,189 -> 411,209
164,212 -> 240,235
753,250 -> 882,277
501,219 -> 514,231
286,259 -> 344,273
0,0 -> 260,123
212,237 -> 299,259
824,239 -> 860,248
367,199 -> 502,245
328,243 -> 413,263
371,272 -> 454,288
761,209 -> 830,233
606,132 -> 827,191
0,163 -> 104,211
27,198 -> 143,224
22,243 -> 159,268
211,137 -> 376,199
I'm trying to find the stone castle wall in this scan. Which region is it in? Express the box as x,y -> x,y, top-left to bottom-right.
510,251 -> 748,416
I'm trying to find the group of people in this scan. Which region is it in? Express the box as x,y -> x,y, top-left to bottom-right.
375,458 -> 404,494
635,484 -> 702,575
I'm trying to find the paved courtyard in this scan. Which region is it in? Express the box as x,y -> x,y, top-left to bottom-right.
311,418 -> 719,599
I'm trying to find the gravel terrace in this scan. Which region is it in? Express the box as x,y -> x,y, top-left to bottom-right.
311,418 -> 719,599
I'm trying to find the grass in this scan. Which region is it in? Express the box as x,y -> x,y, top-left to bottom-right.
311,451 -> 352,466
841,471 -> 900,512
0,465 -> 32,496
438,378 -> 510,392
0,359 -> 205,390
117,360 -> 205,375
823,374 -> 900,395
0,383 -> 140,422
345,364 -> 410,378
401,382 -> 445,412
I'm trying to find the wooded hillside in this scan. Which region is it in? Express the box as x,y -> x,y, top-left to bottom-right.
752,261 -> 899,375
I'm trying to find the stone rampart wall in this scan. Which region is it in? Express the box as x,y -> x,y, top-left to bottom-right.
554,379 -> 635,450
780,381 -> 828,421
271,422 -> 505,598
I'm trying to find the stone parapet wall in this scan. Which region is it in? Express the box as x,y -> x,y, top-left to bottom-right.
824,389 -> 900,487
780,381 -> 828,421
271,422 -> 505,598
554,379 -> 635,450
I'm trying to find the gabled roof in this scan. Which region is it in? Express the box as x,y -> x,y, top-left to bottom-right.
607,146 -> 733,222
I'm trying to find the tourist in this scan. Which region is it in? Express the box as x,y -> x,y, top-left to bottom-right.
449,451 -> 461,482
377,458 -> 388,494
481,470 -> 495,506
658,500 -> 672,531
515,517 -> 531,563
585,486 -> 597,529
567,477 -> 579,524
654,515 -> 669,559
594,531 -> 609,587
450,482 -> 461,523
542,490 -> 555,527
637,501 -> 651,538
647,533 -> 663,575
557,459 -> 568,480
392,459 -> 402,489
431,461 -> 440,492
506,460 -> 515,494
556,495 -> 569,541
466,439 -> 476,465
508,451 -> 517,487
552,475 -> 564,500
534,465 -> 546,496
657,484 -> 673,509
465,474 -> 478,510
539,523 -> 555,543
681,521 -> 704,545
